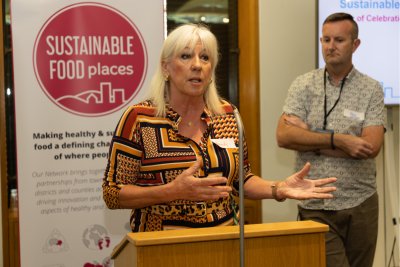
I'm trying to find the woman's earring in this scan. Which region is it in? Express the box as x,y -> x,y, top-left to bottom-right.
164,74 -> 169,82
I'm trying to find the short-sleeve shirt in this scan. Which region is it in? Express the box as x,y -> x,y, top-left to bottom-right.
283,67 -> 385,210
102,100 -> 254,231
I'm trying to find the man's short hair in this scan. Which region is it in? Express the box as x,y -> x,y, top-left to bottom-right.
323,12 -> 359,39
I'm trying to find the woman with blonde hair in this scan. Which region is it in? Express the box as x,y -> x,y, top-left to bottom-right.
103,23 -> 336,232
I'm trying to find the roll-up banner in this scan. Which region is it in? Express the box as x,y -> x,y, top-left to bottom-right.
10,1 -> 164,266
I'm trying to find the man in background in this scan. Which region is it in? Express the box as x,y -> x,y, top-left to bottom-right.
276,12 -> 385,267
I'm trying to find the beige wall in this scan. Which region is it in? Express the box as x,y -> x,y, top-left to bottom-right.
259,0 -> 316,223
258,1 -> 399,266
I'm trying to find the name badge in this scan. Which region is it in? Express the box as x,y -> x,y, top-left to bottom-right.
343,109 -> 365,121
211,138 -> 236,149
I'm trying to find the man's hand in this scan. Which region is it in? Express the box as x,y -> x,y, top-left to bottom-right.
334,133 -> 374,159
283,114 -> 309,129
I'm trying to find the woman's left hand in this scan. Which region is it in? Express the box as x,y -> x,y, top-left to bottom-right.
278,162 -> 337,200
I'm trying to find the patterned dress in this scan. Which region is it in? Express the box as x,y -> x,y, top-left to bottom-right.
102,99 -> 254,232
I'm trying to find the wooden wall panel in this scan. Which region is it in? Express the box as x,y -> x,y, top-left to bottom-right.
238,0 -> 261,223
0,3 -> 12,266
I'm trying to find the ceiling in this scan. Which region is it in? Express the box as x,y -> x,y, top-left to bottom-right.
167,0 -> 229,24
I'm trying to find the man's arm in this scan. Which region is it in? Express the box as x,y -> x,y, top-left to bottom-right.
276,114 -> 332,152
276,114 -> 384,159
333,125 -> 384,159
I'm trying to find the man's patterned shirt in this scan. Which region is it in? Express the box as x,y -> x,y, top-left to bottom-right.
283,67 -> 385,210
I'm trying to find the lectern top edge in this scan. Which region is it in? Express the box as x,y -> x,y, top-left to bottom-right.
113,220 -> 328,249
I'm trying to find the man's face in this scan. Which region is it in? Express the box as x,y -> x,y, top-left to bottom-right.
320,20 -> 360,67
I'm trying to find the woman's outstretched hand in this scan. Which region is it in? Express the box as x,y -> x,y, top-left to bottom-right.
278,162 -> 337,200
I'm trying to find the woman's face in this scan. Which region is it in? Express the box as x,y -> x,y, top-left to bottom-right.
163,42 -> 212,100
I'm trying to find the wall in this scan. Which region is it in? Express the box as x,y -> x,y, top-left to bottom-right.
259,0 -> 316,223
258,1 -> 399,266
384,106 -> 400,264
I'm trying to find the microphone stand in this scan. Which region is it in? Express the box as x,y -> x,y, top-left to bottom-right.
233,108 -> 245,267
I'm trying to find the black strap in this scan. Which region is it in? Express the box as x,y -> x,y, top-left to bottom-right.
323,69 -> 347,130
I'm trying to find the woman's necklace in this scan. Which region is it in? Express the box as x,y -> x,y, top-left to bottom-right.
182,116 -> 200,127
182,117 -> 200,127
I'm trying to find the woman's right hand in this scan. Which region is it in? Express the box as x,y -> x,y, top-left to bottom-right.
171,159 -> 232,201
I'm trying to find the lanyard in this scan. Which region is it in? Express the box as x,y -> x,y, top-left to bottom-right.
323,69 -> 346,130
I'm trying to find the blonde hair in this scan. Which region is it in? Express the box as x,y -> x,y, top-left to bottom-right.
148,23 -> 223,116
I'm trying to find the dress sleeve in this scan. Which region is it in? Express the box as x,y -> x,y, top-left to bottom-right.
229,107 -> 254,196
102,106 -> 143,209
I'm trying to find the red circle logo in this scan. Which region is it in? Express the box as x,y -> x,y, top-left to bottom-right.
33,3 -> 147,117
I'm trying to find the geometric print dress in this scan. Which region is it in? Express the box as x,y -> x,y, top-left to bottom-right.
102,99 -> 255,232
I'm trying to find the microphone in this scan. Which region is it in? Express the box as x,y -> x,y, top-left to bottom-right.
233,108 -> 245,267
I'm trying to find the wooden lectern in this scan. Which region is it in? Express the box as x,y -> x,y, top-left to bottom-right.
111,220 -> 328,267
